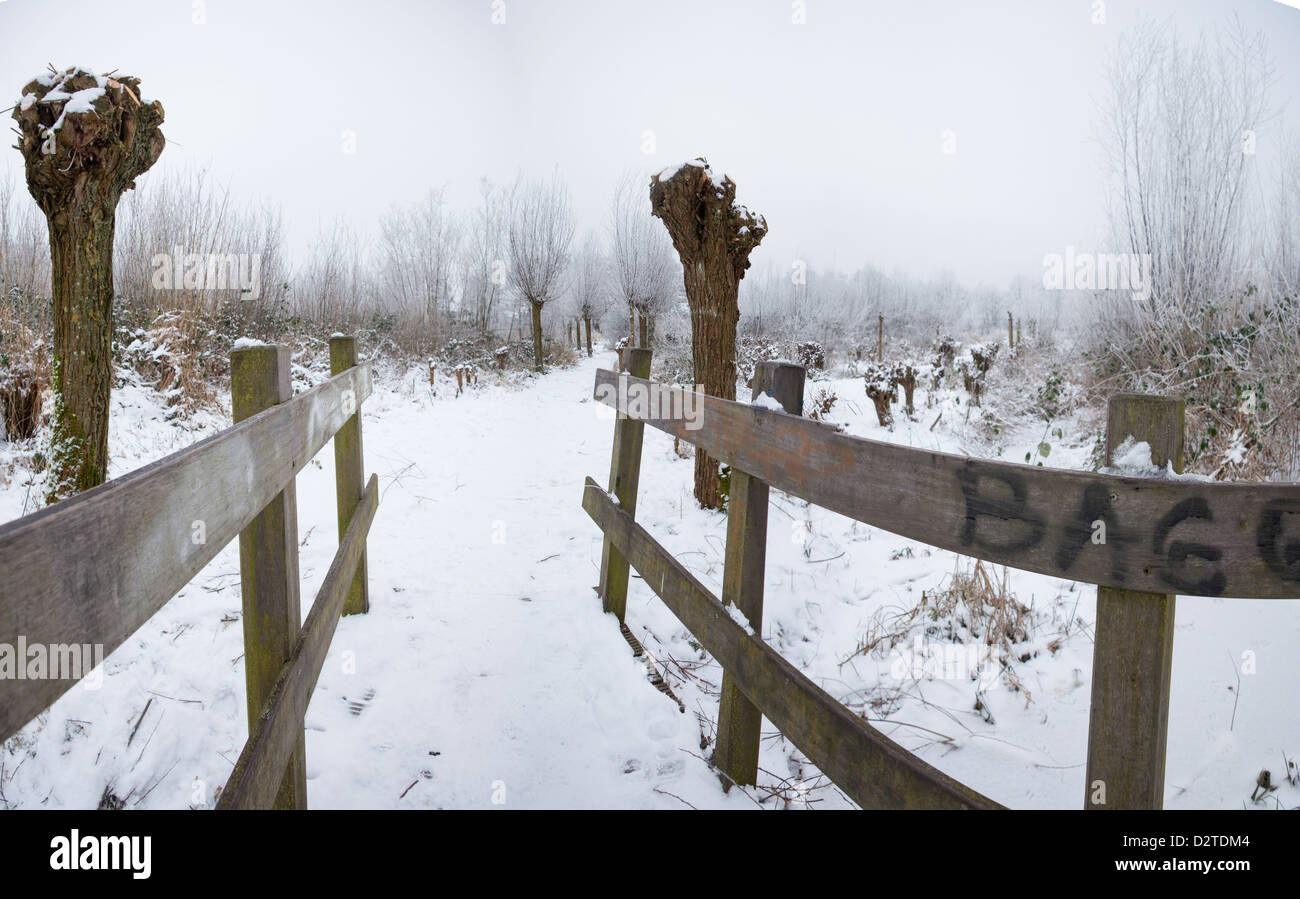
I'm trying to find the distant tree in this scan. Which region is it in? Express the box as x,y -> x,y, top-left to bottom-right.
570,232 -> 607,357
1098,18 -> 1271,320
506,171 -> 575,370
461,177 -> 507,335
379,188 -> 461,350
610,171 -> 675,348
650,159 -> 766,509
13,66 -> 165,501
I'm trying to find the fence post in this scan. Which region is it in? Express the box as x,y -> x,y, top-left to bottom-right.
1084,393 -> 1184,810
714,361 -> 805,789
330,335 -> 370,616
597,347 -> 652,621
231,343 -> 308,810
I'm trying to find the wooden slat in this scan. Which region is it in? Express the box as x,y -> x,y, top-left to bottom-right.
232,344 -> 307,809
1085,395 -> 1182,809
0,363 -> 373,743
582,478 -> 1002,810
330,336 -> 370,616
715,361 -> 805,788
218,475 -> 379,810
597,347 -> 651,621
592,369 -> 1300,599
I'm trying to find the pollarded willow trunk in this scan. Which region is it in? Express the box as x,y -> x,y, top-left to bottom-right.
583,314 -> 592,357
530,301 -> 545,371
48,212 -> 116,495
13,66 -> 165,502
650,158 -> 766,510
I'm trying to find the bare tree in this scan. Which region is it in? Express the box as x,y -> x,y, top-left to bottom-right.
461,177 -> 506,335
569,231 -> 608,357
1098,17 -> 1272,320
13,66 -> 165,501
1091,17 -> 1300,479
378,187 -> 461,351
506,171 -> 575,370
610,170 -> 676,347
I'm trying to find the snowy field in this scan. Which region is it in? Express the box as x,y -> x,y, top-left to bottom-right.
1,349 -> 1297,810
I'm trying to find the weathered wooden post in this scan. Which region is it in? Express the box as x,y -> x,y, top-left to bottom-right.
428,359 -> 436,388
877,313 -> 883,362
1084,393 -> 1184,810
714,361 -> 805,789
455,368 -> 464,396
330,335 -> 370,616
597,347 -> 652,621
231,343 -> 307,809
496,349 -> 507,371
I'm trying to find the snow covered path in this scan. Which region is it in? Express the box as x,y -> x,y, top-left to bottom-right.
3,349 -> 1298,810
299,351 -> 746,809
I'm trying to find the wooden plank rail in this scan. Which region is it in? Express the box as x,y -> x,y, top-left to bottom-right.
585,361 -> 1300,810
0,362 -> 372,744
582,478 -> 1002,810
218,474 -> 379,810
0,335 -> 378,810
591,369 -> 1300,599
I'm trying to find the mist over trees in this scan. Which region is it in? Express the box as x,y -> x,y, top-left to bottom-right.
1,14 -> 1296,482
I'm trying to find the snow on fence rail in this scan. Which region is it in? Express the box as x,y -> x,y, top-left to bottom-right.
0,335 -> 378,810
584,349 -> 1300,809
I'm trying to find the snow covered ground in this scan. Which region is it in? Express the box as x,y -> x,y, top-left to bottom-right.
1,349 -> 1297,810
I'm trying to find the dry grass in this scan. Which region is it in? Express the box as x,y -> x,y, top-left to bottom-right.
0,297 -> 51,441
845,558 -> 1033,676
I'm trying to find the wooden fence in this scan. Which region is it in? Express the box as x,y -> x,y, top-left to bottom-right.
585,350 -> 1300,809
0,335 -> 377,810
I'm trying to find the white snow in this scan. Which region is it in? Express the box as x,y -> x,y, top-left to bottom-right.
751,392 -> 785,411
1106,436 -> 1162,477
1,351 -> 1295,810
723,602 -> 756,636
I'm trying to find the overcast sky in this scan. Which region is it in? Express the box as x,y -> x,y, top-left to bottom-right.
2,0 -> 1298,288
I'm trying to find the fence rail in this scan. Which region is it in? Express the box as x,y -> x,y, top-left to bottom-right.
584,356 -> 1300,809
0,335 -> 377,809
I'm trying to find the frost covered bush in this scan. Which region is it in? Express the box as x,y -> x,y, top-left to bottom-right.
795,340 -> 826,370
0,308 -> 47,441
736,336 -> 783,388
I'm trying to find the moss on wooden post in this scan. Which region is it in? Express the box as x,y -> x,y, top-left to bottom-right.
231,343 -> 307,809
330,335 -> 370,616
1084,392 -> 1184,810
714,361 -> 804,789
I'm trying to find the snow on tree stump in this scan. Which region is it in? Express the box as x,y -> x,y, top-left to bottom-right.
14,65 -> 165,500
862,362 -> 897,428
